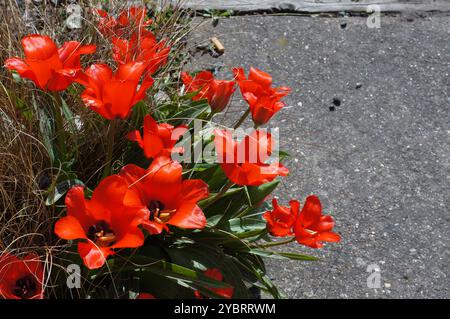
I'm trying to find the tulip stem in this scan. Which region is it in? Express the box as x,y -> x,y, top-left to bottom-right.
233,108 -> 250,129
51,92 -> 67,163
102,119 -> 119,179
257,237 -> 296,248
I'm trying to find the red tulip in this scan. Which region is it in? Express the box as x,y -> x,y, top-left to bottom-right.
294,195 -> 341,248
137,293 -> 155,299
0,253 -> 44,299
214,129 -> 289,186
119,157 -> 209,235
54,176 -> 148,269
77,62 -> 154,120
182,71 -> 236,113
94,7 -> 152,38
112,34 -> 171,75
263,198 -> 299,237
194,268 -> 234,299
5,35 -> 95,91
127,114 -> 187,159
233,67 -> 290,125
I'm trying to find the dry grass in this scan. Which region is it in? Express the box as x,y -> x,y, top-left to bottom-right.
0,0 -> 194,296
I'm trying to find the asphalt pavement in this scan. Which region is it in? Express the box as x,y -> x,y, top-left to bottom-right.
187,13 -> 450,298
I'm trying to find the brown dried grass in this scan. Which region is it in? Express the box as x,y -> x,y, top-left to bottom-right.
0,0 -> 193,296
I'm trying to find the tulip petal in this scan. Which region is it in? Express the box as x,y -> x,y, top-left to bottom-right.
81,63 -> 113,96
90,175 -> 128,217
248,67 -> 272,89
179,180 -> 209,203
133,74 -> 154,105
144,157 -> 183,203
168,204 -> 206,229
143,221 -> 164,235
58,41 -> 84,67
317,232 -> 341,243
46,68 -> 81,91
289,200 -> 301,216
115,61 -> 147,83
22,35 -> 58,60
113,227 -> 144,249
232,67 -> 246,82
81,90 -> 109,118
298,195 -> 322,227
127,130 -> 144,148
54,215 -> 87,240
137,293 -> 155,299
143,133 -> 164,159
4,58 -> 39,86
78,242 -> 110,269
65,186 -> 92,226
102,79 -> 137,119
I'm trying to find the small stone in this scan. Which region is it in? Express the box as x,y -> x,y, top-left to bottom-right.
356,257 -> 365,267
333,98 -> 341,107
66,4 -> 82,29
355,83 -> 363,89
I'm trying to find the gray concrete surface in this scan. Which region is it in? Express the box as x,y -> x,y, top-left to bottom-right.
187,14 -> 450,298
176,0 -> 450,13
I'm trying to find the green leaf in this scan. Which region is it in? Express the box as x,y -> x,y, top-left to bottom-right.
121,254 -> 233,290
277,251 -> 320,261
165,243 -> 250,298
210,180 -> 280,223
14,96 -> 33,121
188,229 -> 250,251
37,107 -> 55,162
46,179 -> 84,206
130,101 -> 148,128
200,187 -> 243,208
279,150 -> 291,161
165,98 -> 209,126
236,252 -> 285,299
246,181 -> 279,207
181,89 -> 202,100
188,164 -> 228,192
245,249 -> 319,261
217,217 -> 267,239
137,270 -> 197,299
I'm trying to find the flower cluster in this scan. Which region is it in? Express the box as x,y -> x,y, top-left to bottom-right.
263,196 -> 341,248
2,5 -> 340,299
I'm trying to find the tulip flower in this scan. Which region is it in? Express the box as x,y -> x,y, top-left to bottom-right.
94,7 -> 152,38
112,34 -> 171,75
263,198 -> 299,237
194,268 -> 234,299
127,114 -> 188,159
5,35 -> 95,91
0,253 -> 44,299
119,157 -> 209,235
54,176 -> 148,269
214,129 -> 289,186
137,293 -> 155,299
182,71 -> 236,113
233,67 -> 290,125
77,62 -> 154,120
294,195 -> 341,248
